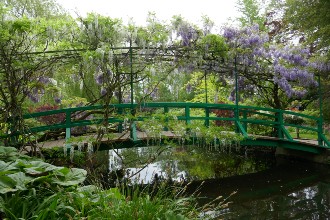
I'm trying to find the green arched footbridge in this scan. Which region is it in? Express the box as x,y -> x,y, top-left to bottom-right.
6,102 -> 330,154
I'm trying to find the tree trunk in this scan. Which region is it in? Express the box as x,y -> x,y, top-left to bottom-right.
272,84 -> 282,138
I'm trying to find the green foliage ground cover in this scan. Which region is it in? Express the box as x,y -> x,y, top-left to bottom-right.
0,146 -> 226,219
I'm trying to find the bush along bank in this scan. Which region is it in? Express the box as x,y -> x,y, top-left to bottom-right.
0,146 -> 227,219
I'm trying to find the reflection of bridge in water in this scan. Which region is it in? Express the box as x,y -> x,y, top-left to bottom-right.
7,102 -> 330,158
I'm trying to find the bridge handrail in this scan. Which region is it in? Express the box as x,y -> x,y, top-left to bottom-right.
21,102 -> 322,122
3,102 -> 329,148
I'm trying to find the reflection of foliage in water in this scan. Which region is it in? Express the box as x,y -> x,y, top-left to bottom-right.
172,146 -> 273,180
107,144 -> 275,184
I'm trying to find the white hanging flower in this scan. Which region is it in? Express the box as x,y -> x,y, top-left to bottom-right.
87,142 -> 93,155
70,145 -> 75,161
63,143 -> 68,157
78,142 -> 83,152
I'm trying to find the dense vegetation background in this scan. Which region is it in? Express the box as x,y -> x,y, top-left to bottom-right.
0,0 -> 329,218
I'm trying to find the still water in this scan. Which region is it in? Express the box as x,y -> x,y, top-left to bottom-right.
92,145 -> 330,219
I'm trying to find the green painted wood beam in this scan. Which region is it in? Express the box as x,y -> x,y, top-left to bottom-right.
236,121 -> 249,139
241,138 -> 322,154
281,125 -> 293,141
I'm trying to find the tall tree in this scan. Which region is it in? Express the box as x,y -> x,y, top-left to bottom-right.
236,0 -> 265,29
284,0 -> 330,123
0,3 -> 75,144
284,0 -> 330,56
1,0 -> 65,18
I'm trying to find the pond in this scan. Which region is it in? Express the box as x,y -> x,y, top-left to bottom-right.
217,160 -> 330,219
83,144 -> 330,219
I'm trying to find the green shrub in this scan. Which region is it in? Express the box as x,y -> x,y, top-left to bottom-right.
0,146 -> 226,219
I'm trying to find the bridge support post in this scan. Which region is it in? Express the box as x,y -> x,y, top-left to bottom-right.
205,107 -> 209,127
277,111 -> 284,139
185,106 -> 190,125
130,122 -> 138,142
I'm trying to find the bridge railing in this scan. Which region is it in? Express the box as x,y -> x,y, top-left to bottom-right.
237,105 -> 329,147
3,102 -> 329,148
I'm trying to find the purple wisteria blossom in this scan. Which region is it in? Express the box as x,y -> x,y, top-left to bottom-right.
223,27 -> 239,40
186,83 -> 192,93
113,90 -> 119,99
229,77 -> 254,101
38,76 -> 50,84
27,92 -> 39,103
175,21 -> 199,46
150,88 -> 158,99
101,87 -> 107,96
223,24 -> 319,100
27,87 -> 41,103
106,69 -> 113,77
229,89 -> 235,102
143,88 -> 149,95
95,73 -> 104,85
309,61 -> 330,72
54,96 -> 61,104
224,24 -> 268,48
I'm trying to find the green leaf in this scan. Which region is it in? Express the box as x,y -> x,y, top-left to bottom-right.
23,160 -> 60,177
0,175 -> 16,194
31,175 -> 52,184
0,196 -> 4,211
28,161 -> 59,172
0,146 -> 17,155
56,167 -> 70,176
7,172 -> 33,191
77,185 -> 98,193
15,160 -> 30,169
52,168 -> 87,186
104,188 -> 124,200
0,161 -> 17,172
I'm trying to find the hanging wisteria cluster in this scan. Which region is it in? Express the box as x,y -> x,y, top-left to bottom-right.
26,76 -> 61,104
172,17 -> 200,47
223,24 -> 319,101
229,77 -> 255,101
